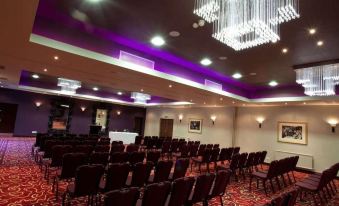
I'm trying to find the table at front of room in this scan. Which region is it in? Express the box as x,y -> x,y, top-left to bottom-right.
108,131 -> 138,144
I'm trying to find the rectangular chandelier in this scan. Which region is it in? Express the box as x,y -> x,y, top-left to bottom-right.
57,78 -> 82,94
295,63 -> 339,96
131,92 -> 151,104
194,0 -> 300,51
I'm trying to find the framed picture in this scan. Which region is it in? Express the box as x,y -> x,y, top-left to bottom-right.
278,122 -> 307,145
188,119 -> 203,134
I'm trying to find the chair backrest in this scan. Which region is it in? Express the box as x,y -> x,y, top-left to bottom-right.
153,160 -> 173,183
210,148 -> 220,162
170,141 -> 179,153
73,164 -> 104,196
146,151 -> 161,165
110,152 -> 129,164
131,161 -> 154,187
161,141 -> 171,153
50,145 -> 73,167
202,149 -> 212,162
43,140 -> 60,158
129,151 -> 146,165
267,160 -> 278,178
197,144 -> 206,156
229,154 -> 240,170
210,170 -> 232,197
104,187 -> 140,206
89,152 -> 109,166
105,163 -> 130,191
260,151 -> 267,164
172,158 -> 190,180
253,151 -> 261,166
179,144 -> 190,158
233,147 -> 240,156
156,138 -> 164,149
206,144 -> 213,150
189,144 -> 199,157
237,153 -> 248,169
213,144 -> 219,149
94,145 -> 110,153
60,153 -> 88,179
168,177 -> 195,206
142,182 -> 171,206
110,144 -> 125,154
74,145 -> 94,156
245,152 -> 256,167
190,173 -> 215,204
126,144 -> 140,153
134,136 -> 143,145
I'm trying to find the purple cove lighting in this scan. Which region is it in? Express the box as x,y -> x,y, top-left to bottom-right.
204,79 -> 223,91
119,51 -> 155,70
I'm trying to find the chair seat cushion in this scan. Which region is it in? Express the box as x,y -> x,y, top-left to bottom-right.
295,181 -> 317,190
252,171 -> 267,178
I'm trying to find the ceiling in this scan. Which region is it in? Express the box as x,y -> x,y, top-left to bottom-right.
0,0 -> 339,107
49,0 -> 339,86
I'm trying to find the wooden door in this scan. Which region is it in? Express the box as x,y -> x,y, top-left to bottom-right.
159,119 -> 173,138
0,103 -> 18,133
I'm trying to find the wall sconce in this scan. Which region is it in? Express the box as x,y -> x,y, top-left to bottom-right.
179,114 -> 183,123
35,101 -> 42,108
117,110 -> 121,116
211,115 -> 217,125
256,117 -> 265,128
80,106 -> 86,112
328,119 -> 337,133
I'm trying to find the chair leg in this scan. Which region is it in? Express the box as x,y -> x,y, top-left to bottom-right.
263,180 -> 268,196
249,176 -> 253,191
291,171 -> 296,182
317,191 -> 323,205
220,196 -> 224,206
281,174 -> 287,187
269,179 -> 275,193
275,177 -> 281,190
287,173 -> 293,184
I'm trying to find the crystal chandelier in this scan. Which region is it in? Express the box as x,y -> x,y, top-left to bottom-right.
194,0 -> 300,51
57,78 -> 82,94
295,63 -> 339,96
131,92 -> 151,104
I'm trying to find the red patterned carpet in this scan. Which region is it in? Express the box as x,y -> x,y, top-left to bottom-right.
0,137 -> 338,206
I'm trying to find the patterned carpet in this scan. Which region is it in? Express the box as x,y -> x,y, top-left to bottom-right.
0,137 -> 338,206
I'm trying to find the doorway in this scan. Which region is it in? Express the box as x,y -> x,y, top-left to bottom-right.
159,118 -> 174,138
0,103 -> 18,134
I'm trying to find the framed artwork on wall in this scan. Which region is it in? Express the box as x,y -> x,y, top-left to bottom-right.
188,118 -> 202,134
278,122 -> 308,145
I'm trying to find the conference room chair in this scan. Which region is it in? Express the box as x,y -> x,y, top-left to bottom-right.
52,153 -> 88,199
232,147 -> 240,156
207,170 -> 232,206
206,144 -> 213,150
186,173 -> 215,206
191,149 -> 212,173
217,153 -> 240,181
93,145 -> 110,153
126,144 -> 140,153
129,161 -> 154,187
146,151 -> 161,166
188,144 -> 199,159
89,152 -> 109,166
134,136 -> 143,145
141,181 -> 171,206
166,176 -> 195,206
244,152 -> 256,173
149,160 -> 173,183
170,158 -> 190,181
129,151 -> 146,166
259,151 -> 268,169
161,141 -> 171,159
209,148 -> 221,172
237,152 -> 248,180
62,164 -> 104,206
104,187 -> 140,206
218,148 -> 228,164
155,138 -> 164,150
252,151 -> 262,171
74,145 -> 94,156
213,144 -> 220,149
109,152 -> 129,164
102,163 -> 130,192
110,144 -> 125,154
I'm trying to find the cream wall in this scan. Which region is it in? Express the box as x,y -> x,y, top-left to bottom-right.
145,105 -> 339,173
235,106 -> 339,173
144,107 -> 235,148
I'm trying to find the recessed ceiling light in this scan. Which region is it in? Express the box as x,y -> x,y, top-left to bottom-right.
54,56 -> 59,60
282,48 -> 288,53
285,102 -> 288,105
309,28 -> 316,35
169,31 -> 180,37
303,102 -> 306,105
219,56 -> 227,60
269,80 -> 278,87
140,89 -> 144,92
232,73 -> 242,79
203,102 -> 206,104
0,85 -> 3,88
198,19 -> 205,27
249,72 -> 257,76
168,84 -> 172,88
93,87 -> 99,91
192,23 -> 199,29
150,36 -> 165,47
32,74 -> 40,79
190,99 -> 193,102
220,97 -> 223,101
43,68 -> 48,72
87,0 -> 103,3
232,101 -> 235,104
317,40 -> 324,46
117,91 -> 123,95
200,58 -> 212,66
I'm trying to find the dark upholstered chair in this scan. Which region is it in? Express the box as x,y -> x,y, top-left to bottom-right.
187,173 -> 215,206
146,151 -> 161,166
110,144 -> 125,154
250,160 -> 278,196
191,149 -> 212,173
62,165 -> 104,206
103,163 -> 130,191
161,141 -> 171,159
206,144 -> 213,150
237,152 -> 248,180
150,160 -> 173,183
130,161 -> 154,187
74,145 -> 94,156
94,145 -> 110,153
197,144 -> 206,156
232,147 -> 240,156
207,170 -> 232,206
129,151 -> 145,166
217,153 -> 240,181
89,152 -> 109,166
170,158 -> 190,181
142,181 -> 171,206
244,152 -> 256,173
52,153 -> 88,199
104,187 -> 140,206
134,135 -> 143,145
109,152 -> 129,164
167,177 -> 195,206
209,148 -> 221,171
44,145 -> 72,180
126,144 -> 140,153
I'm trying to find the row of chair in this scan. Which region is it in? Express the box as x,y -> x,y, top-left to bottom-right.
296,162 -> 339,205
249,156 -> 299,195
62,165 -> 232,206
262,189 -> 299,206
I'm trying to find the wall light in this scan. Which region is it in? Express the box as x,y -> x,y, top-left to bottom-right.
256,117 -> 265,128
35,102 -> 42,108
117,110 -> 121,116
211,115 -> 217,125
328,119 -> 337,133
179,114 -> 183,123
80,106 -> 86,112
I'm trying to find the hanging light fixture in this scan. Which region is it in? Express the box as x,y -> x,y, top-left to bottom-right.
57,78 -> 82,94
295,62 -> 339,96
131,92 -> 151,104
193,0 -> 300,51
